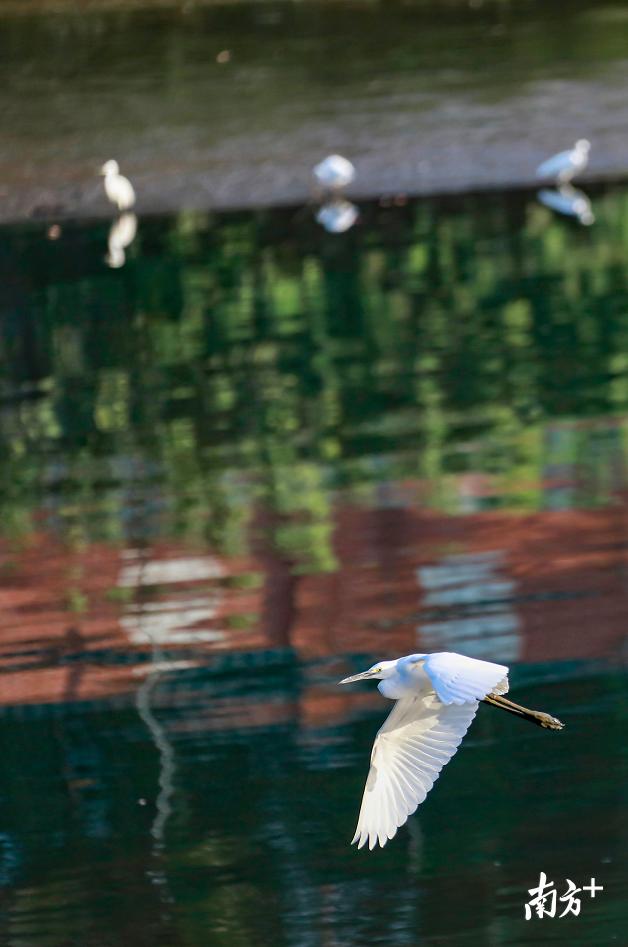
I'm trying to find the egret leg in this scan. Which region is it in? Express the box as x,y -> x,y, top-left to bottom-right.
483,693 -> 564,730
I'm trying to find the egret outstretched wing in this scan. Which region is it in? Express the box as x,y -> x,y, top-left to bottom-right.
352,696 -> 478,849
424,652 -> 509,705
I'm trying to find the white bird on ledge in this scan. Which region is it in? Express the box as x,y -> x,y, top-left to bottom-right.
536,139 -> 590,184
339,651 -> 564,850
316,198 -> 358,233
313,154 -> 355,191
100,159 -> 136,211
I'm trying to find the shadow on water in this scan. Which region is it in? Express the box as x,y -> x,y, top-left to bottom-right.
0,182 -> 627,943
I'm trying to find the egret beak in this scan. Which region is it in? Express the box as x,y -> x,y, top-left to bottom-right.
339,670 -> 375,685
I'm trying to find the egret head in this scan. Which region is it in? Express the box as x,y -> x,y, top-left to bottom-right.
339,660 -> 398,684
575,139 -> 591,154
100,159 -> 120,176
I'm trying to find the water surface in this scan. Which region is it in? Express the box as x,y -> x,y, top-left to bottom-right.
0,183 -> 627,944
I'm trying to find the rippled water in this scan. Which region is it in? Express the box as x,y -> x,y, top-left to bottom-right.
1,184 -> 628,944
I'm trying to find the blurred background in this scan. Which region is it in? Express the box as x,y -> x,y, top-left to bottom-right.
1,1 -> 628,945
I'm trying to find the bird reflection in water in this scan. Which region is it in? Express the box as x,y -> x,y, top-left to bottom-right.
130,545 -> 194,907
105,212 -> 138,268
537,184 -> 595,226
134,653 -> 192,906
135,665 -> 176,852
316,198 -> 359,234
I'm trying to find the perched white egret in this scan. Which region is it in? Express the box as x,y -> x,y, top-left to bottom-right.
537,184 -> 594,226
536,139 -> 590,184
313,154 -> 355,191
316,198 -> 358,234
339,651 -> 564,850
100,160 -> 136,211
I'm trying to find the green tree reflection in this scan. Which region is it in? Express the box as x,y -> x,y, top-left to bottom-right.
1,186 -> 628,568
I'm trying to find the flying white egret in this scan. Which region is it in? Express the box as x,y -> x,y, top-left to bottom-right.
100,160 -> 136,211
313,154 -> 355,191
339,651 -> 564,850
316,198 -> 359,234
536,139 -> 590,184
537,184 -> 594,226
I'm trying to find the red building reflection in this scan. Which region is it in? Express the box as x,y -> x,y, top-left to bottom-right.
1,491 -> 626,709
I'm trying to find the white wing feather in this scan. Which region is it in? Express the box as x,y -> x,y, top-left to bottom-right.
352,695 -> 478,850
115,176 -> 136,210
536,150 -> 572,178
424,651 -> 509,705
105,174 -> 136,211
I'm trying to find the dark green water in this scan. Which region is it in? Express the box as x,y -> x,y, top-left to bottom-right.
1,184 -> 628,944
